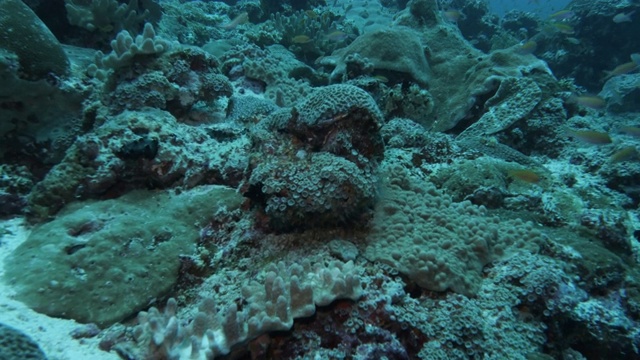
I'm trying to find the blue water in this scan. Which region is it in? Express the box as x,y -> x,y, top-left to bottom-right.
488,0 -> 572,17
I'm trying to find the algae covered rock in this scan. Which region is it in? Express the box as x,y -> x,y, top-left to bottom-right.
4,185 -> 243,326
599,73 -> 640,114
27,108 -> 249,221
320,27 -> 430,86
458,76 -> 543,139
0,0 -> 69,79
429,46 -> 554,132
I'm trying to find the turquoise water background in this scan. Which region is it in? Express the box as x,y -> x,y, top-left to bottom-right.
487,0 -> 572,17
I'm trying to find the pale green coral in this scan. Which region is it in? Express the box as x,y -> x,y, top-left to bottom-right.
5,186 -> 243,326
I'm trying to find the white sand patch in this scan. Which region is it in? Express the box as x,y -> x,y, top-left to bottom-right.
0,217 -> 119,360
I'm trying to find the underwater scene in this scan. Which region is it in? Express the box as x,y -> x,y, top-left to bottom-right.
0,0 -> 640,359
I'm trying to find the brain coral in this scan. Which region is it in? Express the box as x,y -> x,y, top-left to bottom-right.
321,27 -> 431,86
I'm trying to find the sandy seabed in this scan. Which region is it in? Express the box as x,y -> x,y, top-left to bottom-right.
0,217 -> 119,360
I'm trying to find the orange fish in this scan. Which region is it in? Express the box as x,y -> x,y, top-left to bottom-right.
325,30 -> 349,42
613,11 -> 635,23
443,10 -> 462,22
548,10 -> 575,21
548,22 -> 575,34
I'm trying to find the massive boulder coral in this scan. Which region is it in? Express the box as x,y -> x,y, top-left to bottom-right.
243,84 -> 385,231
457,76 -> 543,139
0,0 -> 87,165
318,27 -> 431,86
429,45 -> 555,132
599,74 -> 640,113
0,0 -> 69,80
290,84 -> 385,163
5,186 -> 243,326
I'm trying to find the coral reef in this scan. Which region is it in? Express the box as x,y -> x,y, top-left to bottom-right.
365,159 -> 542,296
1,0 -> 640,359
65,0 -> 151,34
27,108 -> 248,220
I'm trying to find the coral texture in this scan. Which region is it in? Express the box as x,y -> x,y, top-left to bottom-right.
320,27 -> 431,86
365,160 -> 543,295
0,323 -> 48,360
5,186 -> 243,326
132,260 -> 361,358
244,84 -> 385,231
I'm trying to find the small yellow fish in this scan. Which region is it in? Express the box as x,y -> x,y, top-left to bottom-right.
219,12 -> 249,30
613,11 -> 635,23
569,95 -> 606,110
549,22 -> 575,34
548,10 -> 575,21
566,129 -> 613,145
516,40 -> 537,55
565,37 -> 581,45
507,169 -> 541,184
618,125 -> 640,137
325,30 -> 349,42
291,35 -> 312,44
610,146 -> 639,162
305,10 -> 318,19
603,61 -> 639,80
443,10 -> 462,22
373,75 -> 388,83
